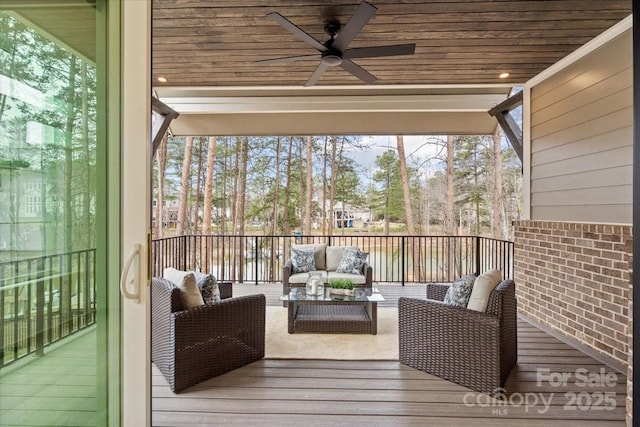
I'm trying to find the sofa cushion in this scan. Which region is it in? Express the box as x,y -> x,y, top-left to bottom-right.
327,271 -> 367,285
163,267 -> 204,309
291,246 -> 316,273
291,243 -> 327,270
336,247 -> 369,274
288,271 -> 328,284
326,246 -> 358,271
443,274 -> 476,307
190,271 -> 220,304
467,269 -> 503,312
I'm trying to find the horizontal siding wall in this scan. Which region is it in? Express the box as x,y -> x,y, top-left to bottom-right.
530,30 -> 632,224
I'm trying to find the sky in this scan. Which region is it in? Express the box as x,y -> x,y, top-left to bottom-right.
352,135 -> 445,177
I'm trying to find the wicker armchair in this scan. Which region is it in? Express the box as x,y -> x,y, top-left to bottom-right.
151,278 -> 266,393
398,280 -> 517,396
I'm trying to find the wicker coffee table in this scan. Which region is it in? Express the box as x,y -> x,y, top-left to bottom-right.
280,288 -> 384,335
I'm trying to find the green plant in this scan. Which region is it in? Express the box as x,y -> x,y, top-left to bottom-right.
328,278 -> 355,289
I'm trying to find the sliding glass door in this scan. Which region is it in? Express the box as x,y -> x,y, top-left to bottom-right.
0,1 -> 150,425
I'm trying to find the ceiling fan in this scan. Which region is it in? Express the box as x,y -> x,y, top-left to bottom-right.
258,1 -> 416,87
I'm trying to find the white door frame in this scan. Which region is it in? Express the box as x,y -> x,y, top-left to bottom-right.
121,0 -> 151,425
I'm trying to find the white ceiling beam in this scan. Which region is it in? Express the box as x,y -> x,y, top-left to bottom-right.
163,94 -> 506,114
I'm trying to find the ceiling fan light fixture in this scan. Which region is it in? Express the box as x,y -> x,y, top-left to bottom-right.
322,53 -> 343,66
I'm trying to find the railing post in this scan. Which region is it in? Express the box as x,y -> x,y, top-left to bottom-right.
35,257 -> 45,356
0,266 -> 4,366
401,236 -> 405,286
475,236 -> 481,276
255,236 -> 259,285
182,235 -> 188,271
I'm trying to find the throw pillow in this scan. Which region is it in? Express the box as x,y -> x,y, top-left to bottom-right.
467,269 -> 503,312
326,246 -> 358,271
291,243 -> 327,270
335,247 -> 369,274
443,274 -> 476,307
291,247 -> 316,273
163,267 -> 204,309
190,270 -> 220,304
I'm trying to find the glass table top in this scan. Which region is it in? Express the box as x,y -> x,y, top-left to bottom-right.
280,287 -> 384,302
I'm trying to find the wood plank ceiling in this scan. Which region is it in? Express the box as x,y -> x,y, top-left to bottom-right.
152,0 -> 632,87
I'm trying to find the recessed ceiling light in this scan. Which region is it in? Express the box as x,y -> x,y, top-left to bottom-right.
499,72 -> 510,79
157,76 -> 168,83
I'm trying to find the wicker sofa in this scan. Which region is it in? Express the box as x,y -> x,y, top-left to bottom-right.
398,279 -> 517,396
282,244 -> 373,298
151,277 -> 266,393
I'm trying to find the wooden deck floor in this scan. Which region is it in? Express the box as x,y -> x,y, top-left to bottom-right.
152,283 -> 627,426
0,328 -> 97,426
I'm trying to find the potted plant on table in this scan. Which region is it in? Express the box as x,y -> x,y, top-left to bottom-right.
328,278 -> 356,296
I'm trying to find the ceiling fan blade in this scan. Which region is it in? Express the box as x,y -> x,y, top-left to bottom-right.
333,1 -> 378,51
305,62 -> 330,87
344,44 -> 416,59
257,54 -> 320,65
267,12 -> 327,52
340,59 -> 377,83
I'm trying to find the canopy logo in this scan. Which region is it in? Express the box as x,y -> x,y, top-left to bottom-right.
463,368 -> 618,416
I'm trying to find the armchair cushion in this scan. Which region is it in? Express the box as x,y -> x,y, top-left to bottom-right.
336,247 -> 369,274
291,246 -> 316,273
442,274 -> 476,307
163,267 -> 204,309
467,269 -> 503,312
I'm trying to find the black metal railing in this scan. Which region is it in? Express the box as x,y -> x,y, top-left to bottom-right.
151,234 -> 513,285
0,249 -> 96,367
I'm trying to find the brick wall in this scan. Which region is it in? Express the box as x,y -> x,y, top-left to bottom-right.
514,220 -> 631,368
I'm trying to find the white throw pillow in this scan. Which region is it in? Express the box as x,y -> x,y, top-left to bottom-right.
163,267 -> 204,309
466,269 -> 503,312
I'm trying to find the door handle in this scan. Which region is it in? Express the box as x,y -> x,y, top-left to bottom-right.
120,243 -> 141,303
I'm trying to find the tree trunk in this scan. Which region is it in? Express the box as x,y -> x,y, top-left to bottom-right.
155,132 -> 168,238
193,137 -> 203,232
337,139 -> 346,234
202,136 -> 217,235
231,138 -> 240,235
283,137 -> 294,234
328,136 -> 337,236
298,139 -> 305,231
492,130 -> 504,239
321,137 -> 328,235
444,135 -> 456,279
270,136 -> 282,280
396,135 -> 415,234
237,137 -> 248,237
220,137 -> 228,235
64,56 -> 76,251
176,136 -> 194,236
201,136 -> 217,272
304,135 -> 313,235
272,137 -> 281,236
445,135 -> 455,236
81,61 -> 91,247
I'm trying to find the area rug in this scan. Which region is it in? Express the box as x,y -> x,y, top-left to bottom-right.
265,306 -> 399,360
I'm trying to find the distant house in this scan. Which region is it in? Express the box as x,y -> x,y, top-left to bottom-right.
332,201 -> 372,228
